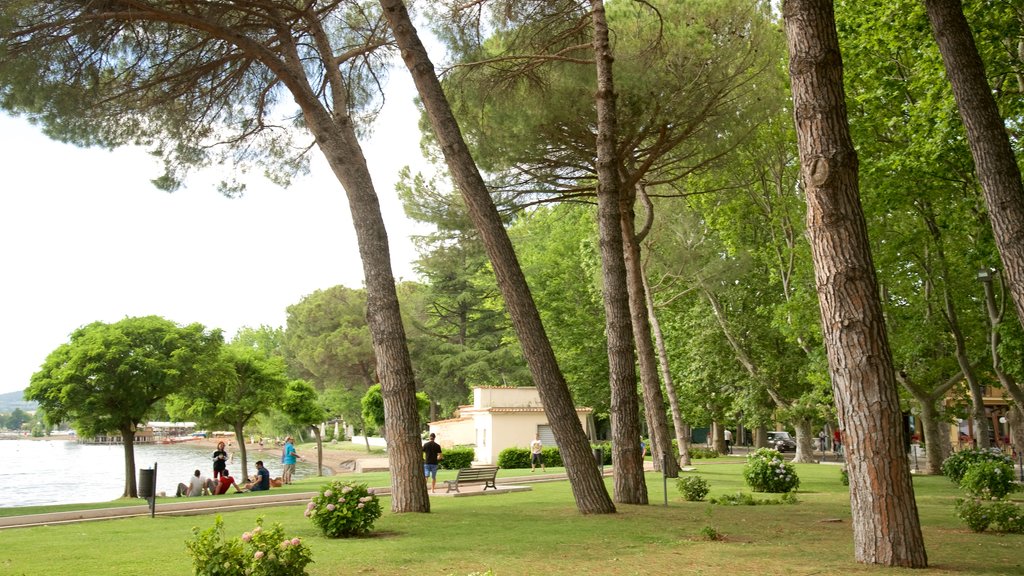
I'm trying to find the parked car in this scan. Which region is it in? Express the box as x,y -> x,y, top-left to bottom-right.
767,431 -> 797,453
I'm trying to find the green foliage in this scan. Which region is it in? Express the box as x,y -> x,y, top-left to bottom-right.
497,447 -> 531,469
439,447 -> 476,470
941,448 -> 1014,484
676,476 -> 710,501
689,447 -> 720,460
960,460 -> 1018,499
709,491 -> 799,506
743,448 -> 800,493
955,498 -> 1024,534
840,467 -> 849,486
185,516 -> 313,576
306,481 -> 382,538
541,446 -> 563,467
360,384 -> 385,431
280,380 -> 327,430
592,442 -> 612,465
698,525 -> 723,541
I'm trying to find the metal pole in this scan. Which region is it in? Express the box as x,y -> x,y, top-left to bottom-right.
1018,451 -> 1023,483
663,453 -> 668,506
150,462 -> 158,518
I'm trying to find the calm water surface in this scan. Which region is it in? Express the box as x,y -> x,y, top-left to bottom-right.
0,439 -> 317,508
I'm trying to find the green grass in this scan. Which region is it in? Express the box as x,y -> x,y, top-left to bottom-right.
1,463 -> 1022,575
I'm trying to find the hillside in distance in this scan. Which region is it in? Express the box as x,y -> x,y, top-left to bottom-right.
0,390 -> 37,413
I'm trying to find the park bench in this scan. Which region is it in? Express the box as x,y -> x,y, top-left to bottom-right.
444,465 -> 499,493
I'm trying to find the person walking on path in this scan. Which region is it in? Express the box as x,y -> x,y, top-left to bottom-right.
818,430 -> 828,455
212,441 -> 228,479
530,433 -> 545,472
422,433 -> 443,493
281,436 -> 300,485
724,429 -> 733,454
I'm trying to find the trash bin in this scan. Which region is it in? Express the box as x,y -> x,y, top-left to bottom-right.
139,467 -> 156,499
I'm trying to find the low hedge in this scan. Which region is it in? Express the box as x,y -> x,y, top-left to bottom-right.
439,446 -> 475,470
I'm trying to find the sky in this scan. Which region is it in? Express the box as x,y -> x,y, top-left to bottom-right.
0,72 -> 432,396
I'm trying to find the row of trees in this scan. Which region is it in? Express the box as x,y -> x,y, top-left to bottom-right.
6,0 -> 1024,568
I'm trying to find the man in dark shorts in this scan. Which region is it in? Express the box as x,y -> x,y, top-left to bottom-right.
245,460 -> 271,492
422,433 -> 443,493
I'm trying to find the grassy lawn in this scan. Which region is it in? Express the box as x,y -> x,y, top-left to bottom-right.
1,462 -> 1021,575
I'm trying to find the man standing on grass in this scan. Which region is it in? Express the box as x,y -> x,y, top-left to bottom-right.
530,433 -> 545,472
282,436 -> 300,485
423,433 -> 443,493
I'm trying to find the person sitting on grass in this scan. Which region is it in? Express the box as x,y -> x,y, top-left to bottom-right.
176,469 -> 215,497
244,460 -> 271,492
214,468 -> 244,495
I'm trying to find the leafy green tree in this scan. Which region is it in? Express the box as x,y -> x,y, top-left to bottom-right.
361,384 -> 386,434
168,342 -> 288,482
280,379 -> 328,476
398,171 -> 531,417
4,408 -> 30,431
27,316 -> 222,497
1,0 -> 429,513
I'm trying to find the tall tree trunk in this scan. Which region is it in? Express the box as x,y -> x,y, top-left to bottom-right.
121,426 -> 137,498
234,422 -> 250,483
925,0 -> 1024,335
793,418 -> 817,462
981,271 -> 1024,410
623,190 -> 679,477
643,270 -> 692,467
313,425 -> 324,477
897,370 -> 962,475
379,0 -> 615,514
591,0 -> 647,504
284,12 -> 429,513
783,0 -> 928,567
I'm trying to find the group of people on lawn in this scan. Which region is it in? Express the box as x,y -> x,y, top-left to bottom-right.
175,436 -> 300,497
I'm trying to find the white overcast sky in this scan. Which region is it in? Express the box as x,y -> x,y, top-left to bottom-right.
0,72 -> 432,395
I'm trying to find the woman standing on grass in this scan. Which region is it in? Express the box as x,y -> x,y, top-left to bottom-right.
212,441 -> 228,479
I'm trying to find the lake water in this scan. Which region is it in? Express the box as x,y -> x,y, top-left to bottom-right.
0,439 -> 319,508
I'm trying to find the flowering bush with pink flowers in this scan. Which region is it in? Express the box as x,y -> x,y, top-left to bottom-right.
185,516 -> 313,576
307,481 -> 383,538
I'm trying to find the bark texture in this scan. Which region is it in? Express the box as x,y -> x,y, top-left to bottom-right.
783,0 -> 928,567
379,0 -> 615,514
591,0 -> 647,503
925,0 -> 1024,335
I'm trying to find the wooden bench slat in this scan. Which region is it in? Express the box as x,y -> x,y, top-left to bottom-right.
444,466 -> 499,493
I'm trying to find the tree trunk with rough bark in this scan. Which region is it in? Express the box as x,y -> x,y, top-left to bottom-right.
121,426 -> 138,498
783,0 -> 928,567
623,193 -> 679,477
379,0 -> 615,514
590,0 -> 647,504
925,0 -> 1024,336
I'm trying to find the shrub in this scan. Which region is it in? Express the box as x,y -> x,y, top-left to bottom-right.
955,498 -> 992,532
497,447 -> 531,469
709,491 -> 798,506
743,448 -> 800,493
990,500 -> 1024,533
689,447 -> 720,460
941,448 -> 1013,484
698,525 -> 723,541
677,475 -> 710,501
954,498 -> 1024,533
960,460 -> 1018,499
541,446 -> 563,467
306,481 -> 382,538
439,447 -> 475,470
186,516 -> 313,576
840,467 -> 849,486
